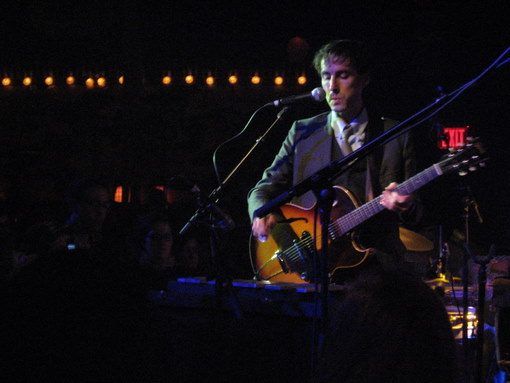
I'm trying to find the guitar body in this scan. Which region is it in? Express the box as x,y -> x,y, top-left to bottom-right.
250,186 -> 372,283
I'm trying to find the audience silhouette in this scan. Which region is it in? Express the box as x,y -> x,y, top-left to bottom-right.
316,266 -> 461,383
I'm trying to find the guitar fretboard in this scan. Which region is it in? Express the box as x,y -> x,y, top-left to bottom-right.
331,164 -> 443,236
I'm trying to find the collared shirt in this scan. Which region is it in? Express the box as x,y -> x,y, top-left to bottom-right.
331,108 -> 373,200
331,108 -> 369,152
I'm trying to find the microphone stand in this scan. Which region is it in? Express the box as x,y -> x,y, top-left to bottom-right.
459,186 -> 487,383
463,243 -> 495,383
210,106 -> 289,198
310,186 -> 336,372
179,106 -> 290,317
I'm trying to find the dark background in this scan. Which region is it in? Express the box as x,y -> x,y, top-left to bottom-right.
1,0 -> 510,277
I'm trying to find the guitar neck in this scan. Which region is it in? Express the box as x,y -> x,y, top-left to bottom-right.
334,163 -> 443,235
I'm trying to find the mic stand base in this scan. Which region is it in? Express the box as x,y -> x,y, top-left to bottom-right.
207,223 -> 242,320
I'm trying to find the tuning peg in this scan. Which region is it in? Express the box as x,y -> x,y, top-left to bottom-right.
469,155 -> 479,172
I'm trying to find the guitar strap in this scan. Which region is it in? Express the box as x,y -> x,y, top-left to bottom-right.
365,115 -> 385,198
365,159 -> 374,201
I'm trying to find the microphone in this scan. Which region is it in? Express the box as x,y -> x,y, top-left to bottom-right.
266,87 -> 326,107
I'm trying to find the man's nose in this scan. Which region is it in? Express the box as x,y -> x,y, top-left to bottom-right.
327,77 -> 338,92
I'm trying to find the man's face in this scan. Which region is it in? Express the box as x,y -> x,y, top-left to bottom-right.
320,55 -> 369,121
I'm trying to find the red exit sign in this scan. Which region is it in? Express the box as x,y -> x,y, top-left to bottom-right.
438,126 -> 469,149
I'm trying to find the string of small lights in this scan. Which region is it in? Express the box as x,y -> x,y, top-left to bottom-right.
0,72 -> 310,89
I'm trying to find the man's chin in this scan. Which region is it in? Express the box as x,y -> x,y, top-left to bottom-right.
331,105 -> 346,114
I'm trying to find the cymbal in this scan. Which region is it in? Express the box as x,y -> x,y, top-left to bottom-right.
425,277 -> 457,288
399,226 -> 434,252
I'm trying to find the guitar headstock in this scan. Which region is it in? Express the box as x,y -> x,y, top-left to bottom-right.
439,138 -> 488,176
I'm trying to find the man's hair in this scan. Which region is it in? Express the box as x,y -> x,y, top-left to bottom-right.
312,39 -> 370,75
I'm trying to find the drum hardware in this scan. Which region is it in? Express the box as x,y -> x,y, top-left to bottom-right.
399,226 -> 434,252
426,186 -> 489,382
446,305 -> 477,340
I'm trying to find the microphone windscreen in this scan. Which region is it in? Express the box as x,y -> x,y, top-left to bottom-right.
311,87 -> 326,102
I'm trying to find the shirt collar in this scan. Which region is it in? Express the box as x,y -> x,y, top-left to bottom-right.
331,108 -> 368,135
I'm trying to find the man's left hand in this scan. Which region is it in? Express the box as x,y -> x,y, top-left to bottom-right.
380,182 -> 415,212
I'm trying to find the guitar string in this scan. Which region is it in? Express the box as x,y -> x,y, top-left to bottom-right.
265,270 -> 284,279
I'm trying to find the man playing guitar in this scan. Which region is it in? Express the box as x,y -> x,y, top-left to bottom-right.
247,39 -> 421,283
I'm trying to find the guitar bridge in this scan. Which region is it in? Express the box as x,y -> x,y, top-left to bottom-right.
276,231 -> 314,281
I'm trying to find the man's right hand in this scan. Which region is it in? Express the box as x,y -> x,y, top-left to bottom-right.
252,214 -> 277,242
